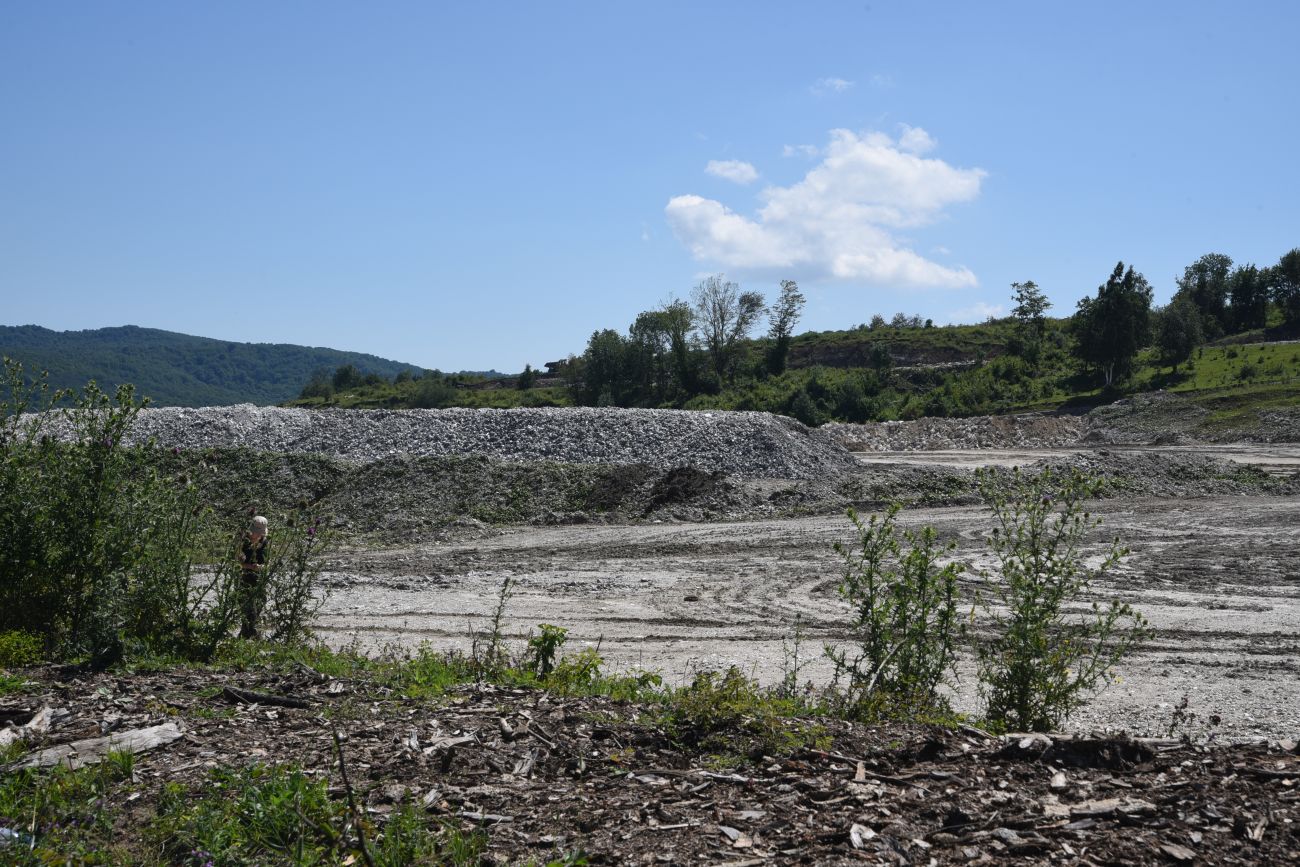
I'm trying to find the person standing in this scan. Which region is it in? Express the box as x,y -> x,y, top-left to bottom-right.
238,515 -> 270,639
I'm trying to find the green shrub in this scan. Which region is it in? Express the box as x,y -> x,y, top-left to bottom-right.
663,667 -> 821,758
527,623 -> 568,677
0,630 -> 42,668
974,467 -> 1149,732
826,504 -> 963,717
0,360 -> 329,663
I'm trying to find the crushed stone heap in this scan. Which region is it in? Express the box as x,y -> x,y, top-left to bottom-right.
59,405 -> 860,481
821,412 -> 1085,452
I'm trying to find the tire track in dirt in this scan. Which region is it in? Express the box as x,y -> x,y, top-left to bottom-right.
318,496 -> 1300,737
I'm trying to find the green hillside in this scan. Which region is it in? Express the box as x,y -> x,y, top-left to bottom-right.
0,324 -> 421,407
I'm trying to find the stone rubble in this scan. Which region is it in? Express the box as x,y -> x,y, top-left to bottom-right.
820,412 -> 1085,452
37,405 -> 861,481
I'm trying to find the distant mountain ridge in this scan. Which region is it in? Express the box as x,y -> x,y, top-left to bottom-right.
0,324 -> 421,407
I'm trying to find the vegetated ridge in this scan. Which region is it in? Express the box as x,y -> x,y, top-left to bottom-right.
0,324 -> 430,407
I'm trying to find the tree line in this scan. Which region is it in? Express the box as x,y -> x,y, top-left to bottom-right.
570,245 -> 1300,409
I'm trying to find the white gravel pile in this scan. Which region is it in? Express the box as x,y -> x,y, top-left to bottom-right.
41,405 -> 860,480
821,413 -> 1085,452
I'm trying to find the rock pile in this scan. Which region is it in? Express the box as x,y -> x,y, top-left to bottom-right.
821,412 -> 1085,452
43,405 -> 860,481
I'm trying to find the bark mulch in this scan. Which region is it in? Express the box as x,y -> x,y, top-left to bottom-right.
3,666 -> 1298,865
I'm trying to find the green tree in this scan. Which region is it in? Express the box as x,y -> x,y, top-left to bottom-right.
1010,280 -> 1052,366
1272,248 -> 1300,331
1227,264 -> 1268,332
331,364 -> 362,392
1070,262 -> 1153,387
579,328 -> 633,406
515,363 -> 537,390
765,279 -> 806,375
691,275 -> 765,382
1154,297 -> 1203,371
298,369 -> 333,401
1173,252 -> 1233,339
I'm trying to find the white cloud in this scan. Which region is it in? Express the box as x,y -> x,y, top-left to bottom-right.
782,143 -> 820,159
898,124 -> 937,154
666,127 -> 986,289
811,77 -> 854,95
946,301 -> 1006,324
869,73 -> 895,89
705,159 -> 759,185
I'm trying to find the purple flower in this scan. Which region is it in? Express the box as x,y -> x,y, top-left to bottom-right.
307,526 -> 316,537
172,446 -> 181,456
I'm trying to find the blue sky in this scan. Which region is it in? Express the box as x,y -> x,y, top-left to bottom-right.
2,1 -> 1297,372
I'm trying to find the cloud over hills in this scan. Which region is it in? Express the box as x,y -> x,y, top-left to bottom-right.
667,127 -> 986,289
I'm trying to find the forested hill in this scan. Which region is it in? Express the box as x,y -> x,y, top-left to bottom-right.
0,325 -> 418,406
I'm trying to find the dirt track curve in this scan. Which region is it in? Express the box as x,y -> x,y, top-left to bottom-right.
317,442 -> 1300,739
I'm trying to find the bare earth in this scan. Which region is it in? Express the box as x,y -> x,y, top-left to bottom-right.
317,445 -> 1300,740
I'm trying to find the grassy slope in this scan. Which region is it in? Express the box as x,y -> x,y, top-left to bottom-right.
292,318 -> 1300,424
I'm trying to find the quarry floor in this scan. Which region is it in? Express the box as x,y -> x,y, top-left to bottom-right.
317,446 -> 1300,740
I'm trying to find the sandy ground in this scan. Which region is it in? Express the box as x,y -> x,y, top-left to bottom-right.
316,442 -> 1300,740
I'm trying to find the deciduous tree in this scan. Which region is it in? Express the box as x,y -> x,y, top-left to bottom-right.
691,275 -> 765,382
1010,280 -> 1052,366
1173,252 -> 1233,339
765,279 -> 806,375
1070,262 -> 1153,387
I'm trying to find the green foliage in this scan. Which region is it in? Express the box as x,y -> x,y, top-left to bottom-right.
765,279 -> 806,375
692,274 -> 766,382
974,467 -> 1149,732
152,764 -> 485,866
1174,252 -> 1234,339
662,667 -> 824,758
1155,296 -> 1204,370
1009,280 -> 1051,366
1273,248 -> 1300,331
0,360 -> 330,663
827,504 -> 963,717
0,755 -> 136,864
1072,261 -> 1154,387
0,630 -> 43,668
527,623 -> 568,677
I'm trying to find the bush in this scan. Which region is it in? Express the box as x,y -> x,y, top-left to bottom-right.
411,376 -> 457,408
974,467 -> 1148,732
663,667 -> 821,758
0,360 -> 329,662
0,630 -> 42,668
826,504 -> 963,716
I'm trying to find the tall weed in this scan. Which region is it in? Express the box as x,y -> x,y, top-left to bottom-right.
974,467 -> 1148,731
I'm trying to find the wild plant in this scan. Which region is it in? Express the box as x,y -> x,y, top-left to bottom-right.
826,503 -> 963,717
974,467 -> 1149,732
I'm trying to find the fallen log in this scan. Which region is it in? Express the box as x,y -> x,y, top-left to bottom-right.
7,722 -> 184,770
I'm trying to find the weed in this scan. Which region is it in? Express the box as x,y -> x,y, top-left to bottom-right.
527,623 -> 568,677
471,576 -> 515,678
826,504 -> 963,717
973,467 -> 1149,732
0,759 -> 134,863
662,667 -> 825,760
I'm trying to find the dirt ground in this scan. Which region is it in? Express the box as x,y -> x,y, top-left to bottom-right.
317,445 -> 1300,741
8,671 -> 1300,864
